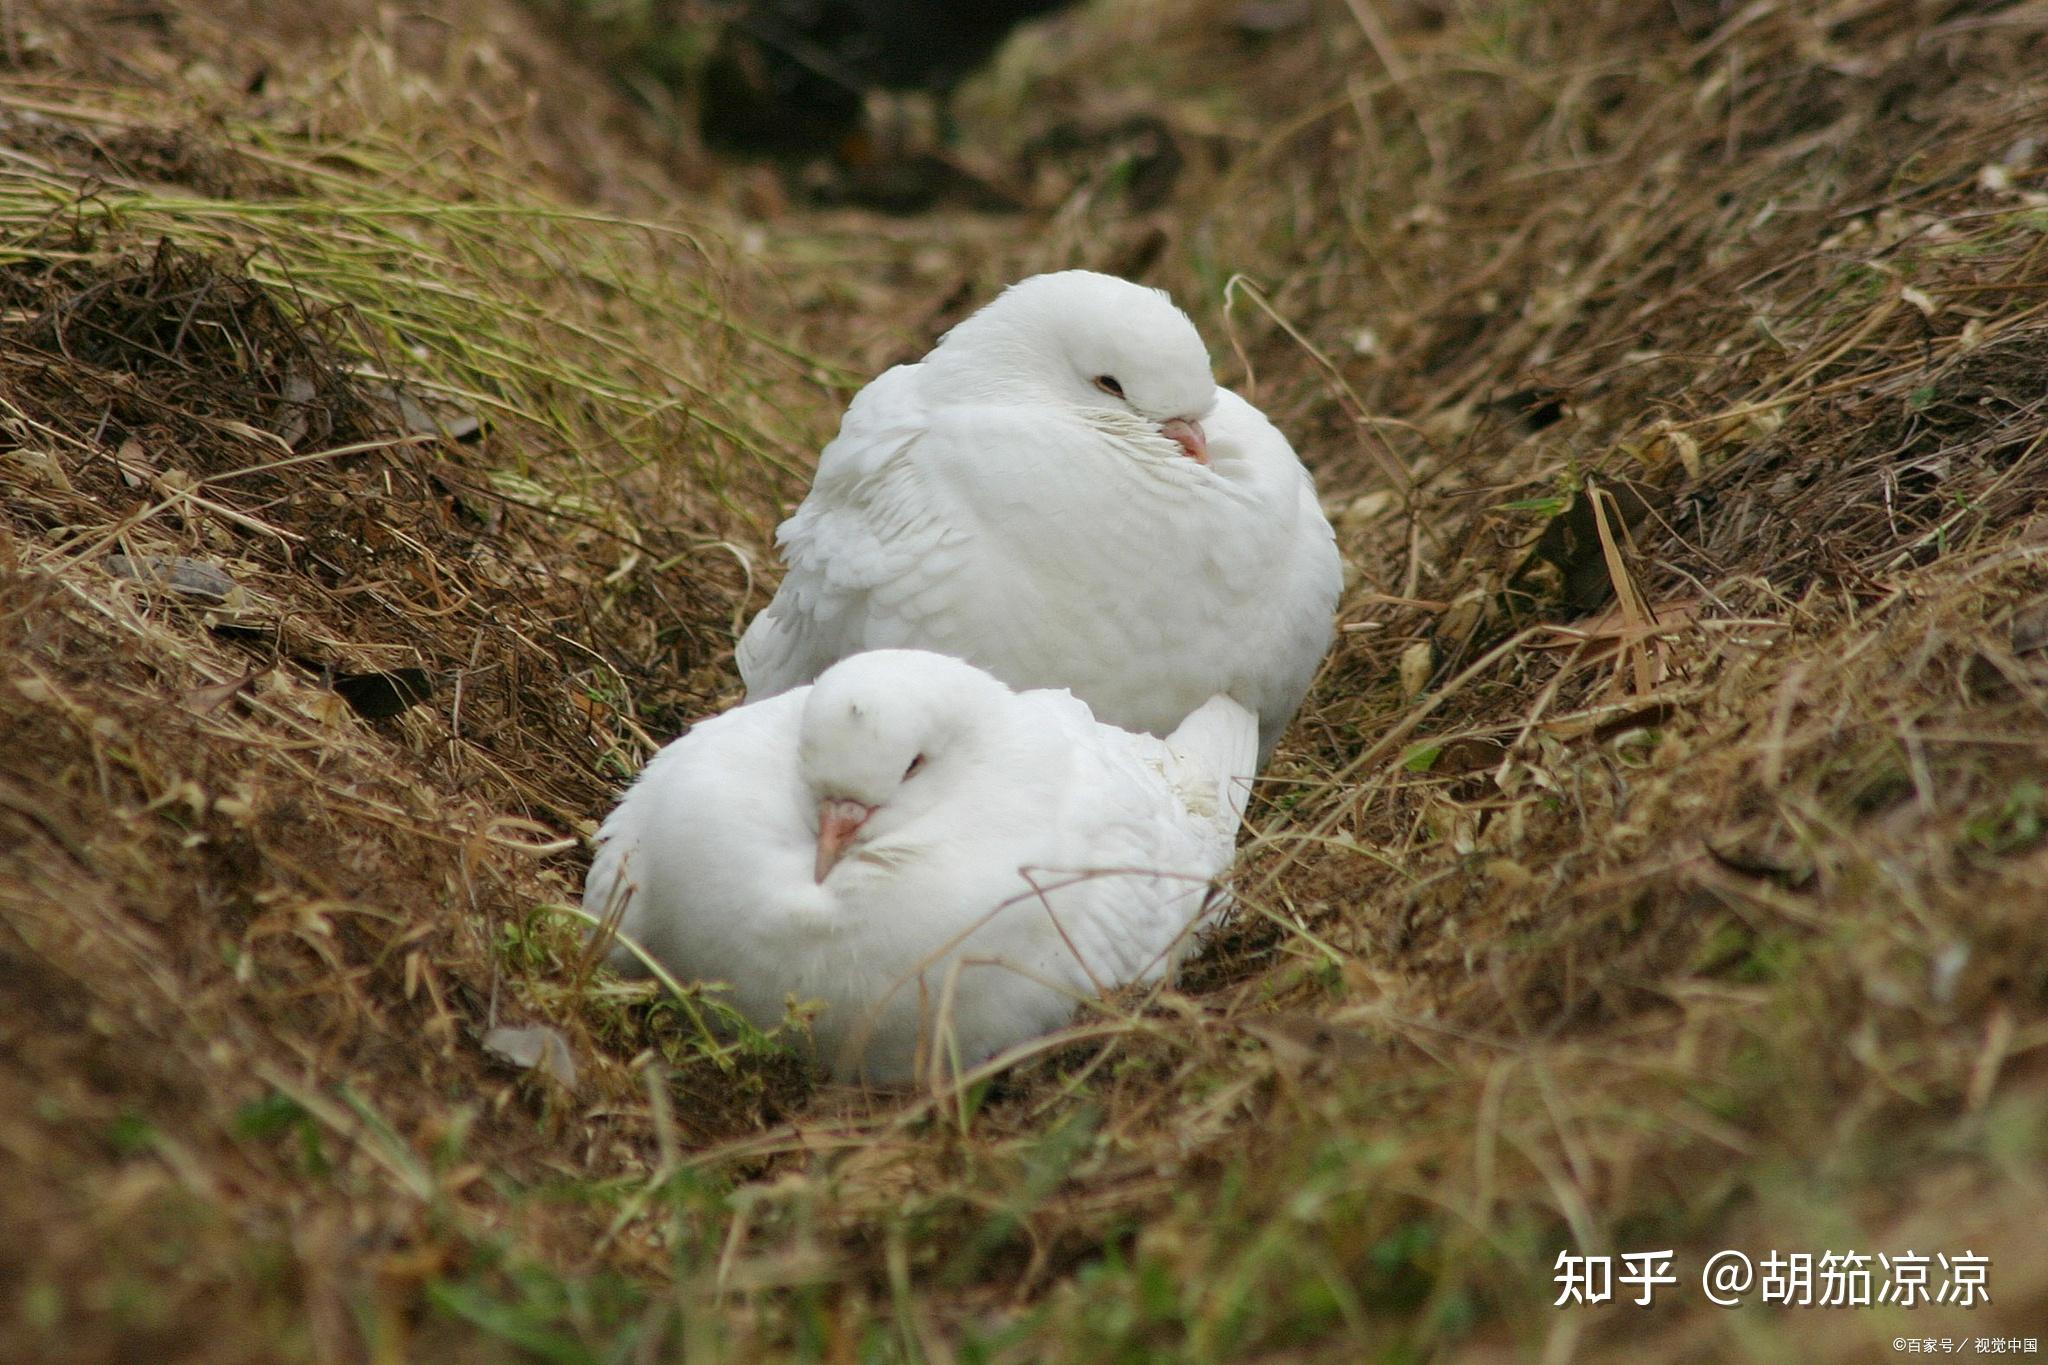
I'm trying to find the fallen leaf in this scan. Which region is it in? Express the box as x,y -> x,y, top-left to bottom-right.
271,370 -> 322,449
182,670 -> 259,714
482,1024 -> 578,1089
106,554 -> 237,603
1239,1013 -> 1378,1079
1399,640 -> 1432,698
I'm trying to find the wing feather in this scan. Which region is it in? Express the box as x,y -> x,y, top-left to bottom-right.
737,364 -> 964,695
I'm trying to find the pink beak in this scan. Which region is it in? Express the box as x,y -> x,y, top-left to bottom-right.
815,797 -> 875,883
1159,416 -> 1209,465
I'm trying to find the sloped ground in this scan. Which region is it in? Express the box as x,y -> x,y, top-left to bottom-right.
2,1 -> 2046,1361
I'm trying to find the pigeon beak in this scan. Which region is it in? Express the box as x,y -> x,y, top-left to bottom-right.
815,797 -> 876,883
1159,416 -> 1209,465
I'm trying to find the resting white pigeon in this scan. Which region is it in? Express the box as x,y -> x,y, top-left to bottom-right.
584,649 -> 1258,1083
736,269 -> 1341,765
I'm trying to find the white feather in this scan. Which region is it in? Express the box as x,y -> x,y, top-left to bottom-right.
584,650 -> 1259,1083
737,270 -> 1341,764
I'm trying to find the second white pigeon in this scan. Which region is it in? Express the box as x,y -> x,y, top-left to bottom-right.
736,269 -> 1342,764
585,649 -> 1258,1083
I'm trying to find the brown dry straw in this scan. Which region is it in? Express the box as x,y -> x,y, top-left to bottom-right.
4,0 -> 2048,1360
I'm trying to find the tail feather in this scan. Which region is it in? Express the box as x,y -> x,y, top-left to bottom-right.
1163,694 -> 1260,840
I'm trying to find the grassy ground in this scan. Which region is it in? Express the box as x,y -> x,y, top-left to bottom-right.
3,0 -> 2047,1361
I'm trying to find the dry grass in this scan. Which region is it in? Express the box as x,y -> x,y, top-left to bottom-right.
3,0 -> 2047,1361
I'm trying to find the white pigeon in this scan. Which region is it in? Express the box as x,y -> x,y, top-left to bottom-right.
736,269 -> 1341,765
584,649 -> 1258,1083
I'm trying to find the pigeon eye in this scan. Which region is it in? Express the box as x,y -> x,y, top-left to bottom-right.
904,754 -> 927,779
1093,375 -> 1125,399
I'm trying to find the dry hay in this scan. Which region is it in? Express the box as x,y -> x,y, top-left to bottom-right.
2,0 -> 2048,1361
0,41 -> 815,1359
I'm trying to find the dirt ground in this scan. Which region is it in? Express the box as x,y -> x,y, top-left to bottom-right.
3,1 -> 2047,1361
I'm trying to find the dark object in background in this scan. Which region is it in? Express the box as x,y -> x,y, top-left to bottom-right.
702,0 -> 1079,156
1021,113 -> 1186,212
329,667 -> 435,720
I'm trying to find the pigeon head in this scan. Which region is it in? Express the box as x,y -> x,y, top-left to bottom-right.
927,270 -> 1218,463
796,651 -> 1010,881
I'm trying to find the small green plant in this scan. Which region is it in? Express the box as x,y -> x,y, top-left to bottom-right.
1964,779 -> 2045,854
